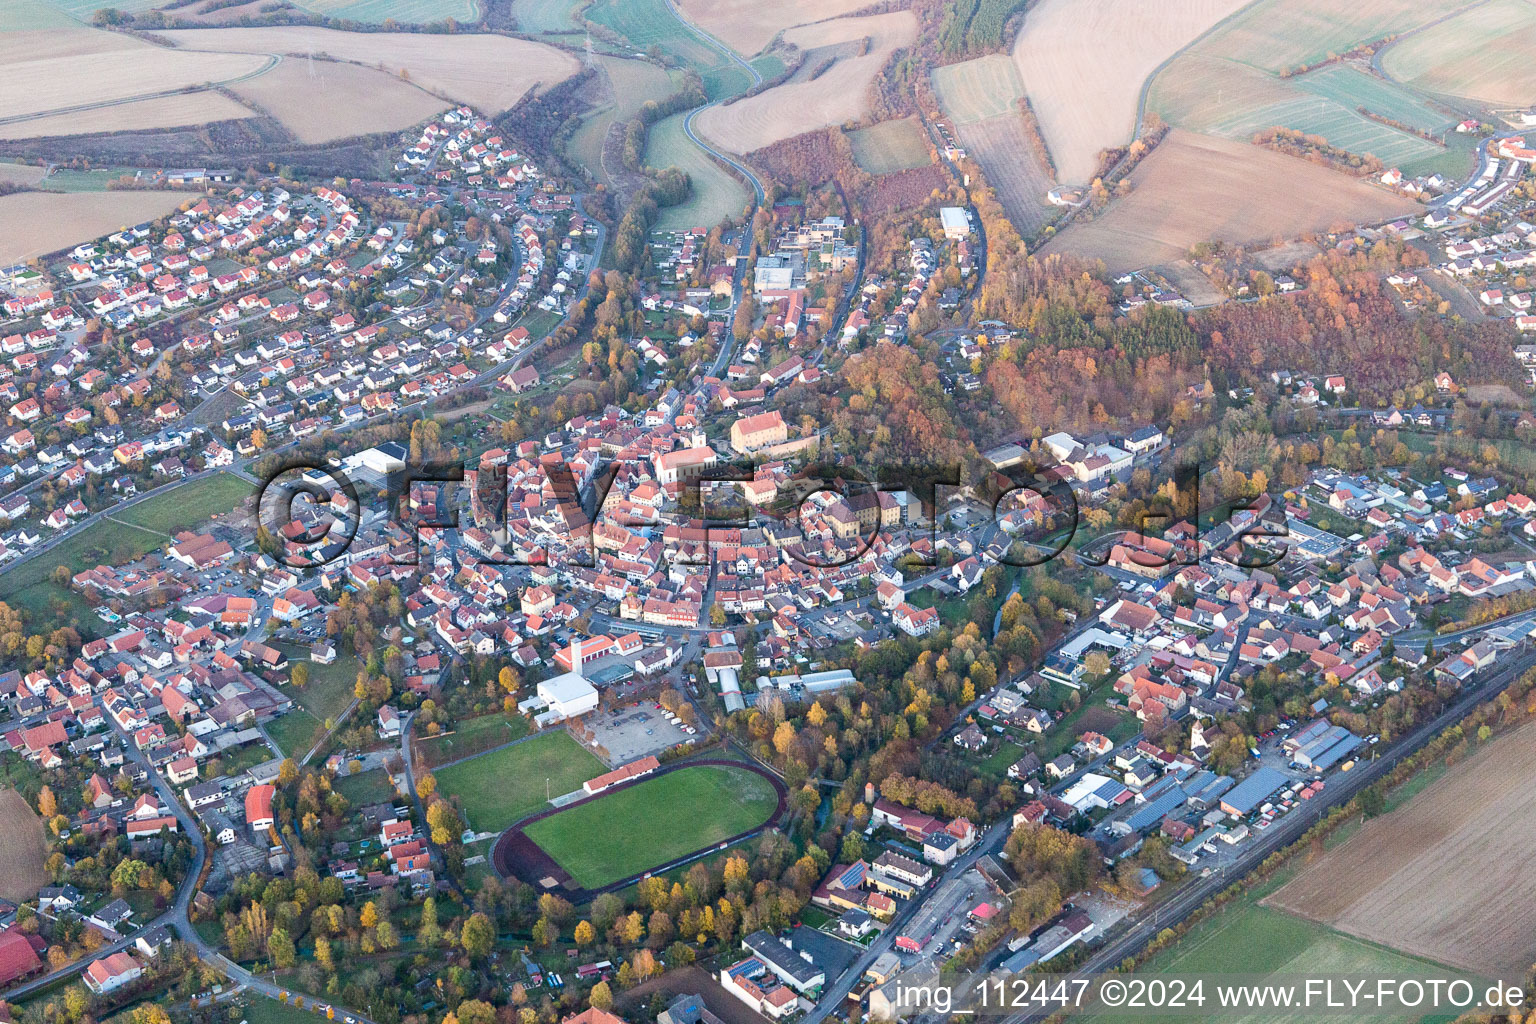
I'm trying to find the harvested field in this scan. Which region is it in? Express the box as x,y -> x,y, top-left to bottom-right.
567,56 -> 676,188
646,112 -> 749,230
0,162 -> 46,186
230,57 -> 446,143
848,117 -> 932,174
1251,238 -> 1321,271
694,11 -> 916,154
675,0 -> 875,56
1157,260 -> 1226,306
0,190 -> 187,265
932,53 -> 1023,125
1268,717 -> 1536,977
955,114 -> 1054,235
1381,0 -> 1536,107
0,91 -> 254,141
0,788 -> 46,904
1194,0 -> 1469,75
159,27 -> 578,113
0,28 -> 268,123
1012,0 -> 1249,184
1043,130 -> 1418,271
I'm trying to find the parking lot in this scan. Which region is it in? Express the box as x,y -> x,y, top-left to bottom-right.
582,702 -> 695,763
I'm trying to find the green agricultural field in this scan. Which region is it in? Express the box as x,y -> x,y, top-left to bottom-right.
587,0 -> 748,100
1150,52 -> 1471,177
750,54 -> 786,82
567,56 -> 677,187
1085,902 -> 1466,1024
847,117 -> 933,174
523,764 -> 779,888
513,0 -> 584,34
1297,65 -> 1448,133
931,53 -> 1024,125
588,0 -> 715,72
646,112 -> 750,231
38,0 -> 159,19
1381,0 -> 1536,108
5,0 -> 79,29
1188,0 -> 1468,76
289,0 -> 479,23
434,729 -> 604,833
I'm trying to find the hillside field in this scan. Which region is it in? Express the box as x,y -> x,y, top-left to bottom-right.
512,0 -> 584,34
694,11 -> 916,154
674,0 -> 873,56
1381,0 -> 1536,107
645,112 -> 749,230
159,27 -> 578,113
1043,130 -> 1418,270
0,189 -> 187,265
932,54 -> 1024,125
1192,0 -> 1470,75
1011,0 -> 1250,184
230,58 -> 447,144
566,57 -> 677,189
587,0 -> 749,100
1150,55 -> 1474,177
848,118 -> 932,174
0,26 -> 266,127
955,115 -> 1056,235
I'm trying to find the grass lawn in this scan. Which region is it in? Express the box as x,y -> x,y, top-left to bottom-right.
274,644 -> 361,722
522,764 -> 778,889
266,710 -> 322,759
973,738 -> 1026,778
646,112 -> 750,231
415,711 -> 531,767
113,472 -> 250,533
335,769 -> 398,806
228,994 -> 325,1024
433,729 -> 603,833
